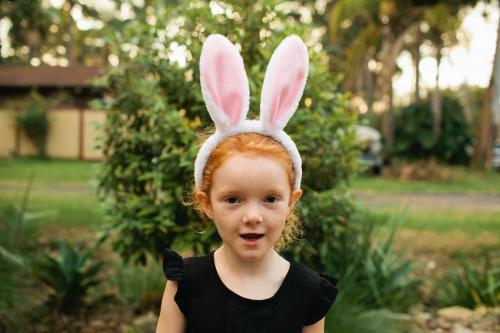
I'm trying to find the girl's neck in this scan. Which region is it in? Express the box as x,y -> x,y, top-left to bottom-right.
216,245 -> 281,277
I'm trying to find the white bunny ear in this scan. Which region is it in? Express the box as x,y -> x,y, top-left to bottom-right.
260,35 -> 309,131
200,34 -> 250,131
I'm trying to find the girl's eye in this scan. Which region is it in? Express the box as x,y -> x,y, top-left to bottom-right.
264,196 -> 278,204
225,196 -> 240,204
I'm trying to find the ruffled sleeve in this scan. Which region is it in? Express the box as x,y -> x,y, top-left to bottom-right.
162,248 -> 189,314
162,248 -> 184,281
304,273 -> 338,326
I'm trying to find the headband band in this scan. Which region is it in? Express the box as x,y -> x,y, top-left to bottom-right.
194,34 -> 309,190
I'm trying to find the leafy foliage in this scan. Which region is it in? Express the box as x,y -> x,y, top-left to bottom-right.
32,241 -> 103,314
436,251 -> 499,308
0,193 -> 43,331
394,96 -> 472,164
114,259 -> 165,312
325,210 -> 422,332
15,92 -> 50,157
97,0 -> 361,264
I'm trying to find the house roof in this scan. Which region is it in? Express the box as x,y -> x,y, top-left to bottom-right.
0,65 -> 105,88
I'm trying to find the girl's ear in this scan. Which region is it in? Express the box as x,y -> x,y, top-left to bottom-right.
196,191 -> 214,219
260,35 -> 309,131
200,34 -> 250,131
288,189 -> 302,210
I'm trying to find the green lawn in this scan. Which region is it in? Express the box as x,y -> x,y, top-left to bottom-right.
0,191 -> 104,228
350,170 -> 500,193
0,157 -> 100,185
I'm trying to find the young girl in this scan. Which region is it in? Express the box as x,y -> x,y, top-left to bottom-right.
156,34 -> 337,333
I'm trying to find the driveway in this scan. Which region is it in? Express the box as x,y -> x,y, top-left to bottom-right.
353,191 -> 500,212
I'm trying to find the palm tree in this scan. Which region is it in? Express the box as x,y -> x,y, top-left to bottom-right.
328,0 -> 484,153
328,0 -> 421,151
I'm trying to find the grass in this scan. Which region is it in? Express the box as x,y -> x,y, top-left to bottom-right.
0,158 -> 104,230
350,170 -> 500,193
0,191 -> 104,228
0,157 -> 100,185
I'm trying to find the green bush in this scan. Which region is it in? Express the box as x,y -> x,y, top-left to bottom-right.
114,259 -> 165,312
394,96 -> 472,165
15,92 -> 50,157
96,0 -> 361,264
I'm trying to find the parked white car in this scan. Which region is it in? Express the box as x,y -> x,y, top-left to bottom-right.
493,143 -> 500,170
355,125 -> 383,174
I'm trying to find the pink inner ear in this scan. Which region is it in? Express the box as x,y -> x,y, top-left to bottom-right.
203,51 -> 244,126
270,69 -> 305,125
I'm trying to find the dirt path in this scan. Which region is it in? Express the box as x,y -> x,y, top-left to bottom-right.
353,191 -> 500,212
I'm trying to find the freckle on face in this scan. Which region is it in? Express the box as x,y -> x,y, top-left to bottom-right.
211,154 -> 290,199
208,153 -> 292,261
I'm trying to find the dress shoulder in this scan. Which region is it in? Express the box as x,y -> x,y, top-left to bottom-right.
163,248 -> 184,281
162,248 -> 213,316
298,264 -> 338,326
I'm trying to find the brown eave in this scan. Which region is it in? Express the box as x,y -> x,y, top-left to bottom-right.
0,65 -> 106,88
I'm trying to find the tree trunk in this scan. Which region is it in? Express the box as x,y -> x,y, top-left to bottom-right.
376,22 -> 420,153
365,53 -> 375,111
472,8 -> 499,169
432,42 -> 442,141
413,29 -> 421,104
378,35 -> 395,152
492,3 -> 500,143
461,82 -> 472,125
471,84 -> 494,168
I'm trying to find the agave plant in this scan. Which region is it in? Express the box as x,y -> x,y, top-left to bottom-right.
32,241 -> 103,314
324,209 -> 422,332
437,251 -> 499,308
0,180 -> 46,331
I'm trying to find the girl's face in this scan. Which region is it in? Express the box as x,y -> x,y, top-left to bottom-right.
197,153 -> 302,262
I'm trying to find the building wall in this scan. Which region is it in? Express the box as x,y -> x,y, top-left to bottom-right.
0,110 -> 16,156
0,108 -> 105,160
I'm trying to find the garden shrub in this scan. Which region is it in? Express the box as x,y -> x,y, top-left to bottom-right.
394,96 -> 472,165
15,91 -> 50,157
96,0 -> 361,265
114,258 -> 165,312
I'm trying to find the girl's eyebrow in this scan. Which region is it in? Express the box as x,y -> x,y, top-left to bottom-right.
215,187 -> 288,196
264,188 -> 287,195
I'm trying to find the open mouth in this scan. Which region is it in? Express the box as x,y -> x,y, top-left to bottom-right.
240,233 -> 264,241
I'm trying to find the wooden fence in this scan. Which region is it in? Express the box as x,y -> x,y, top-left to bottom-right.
0,108 -> 105,160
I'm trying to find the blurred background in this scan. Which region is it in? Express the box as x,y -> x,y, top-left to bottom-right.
0,0 -> 499,332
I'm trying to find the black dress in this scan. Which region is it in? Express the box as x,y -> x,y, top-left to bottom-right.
163,249 -> 338,333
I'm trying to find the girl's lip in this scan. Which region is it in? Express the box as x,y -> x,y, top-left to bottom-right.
240,233 -> 264,237
240,234 -> 265,244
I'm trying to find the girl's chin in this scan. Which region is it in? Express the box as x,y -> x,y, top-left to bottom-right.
235,246 -> 275,262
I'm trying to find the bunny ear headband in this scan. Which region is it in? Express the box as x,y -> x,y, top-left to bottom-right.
194,34 -> 309,190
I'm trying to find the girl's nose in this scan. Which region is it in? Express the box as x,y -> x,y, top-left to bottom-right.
241,205 -> 263,224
